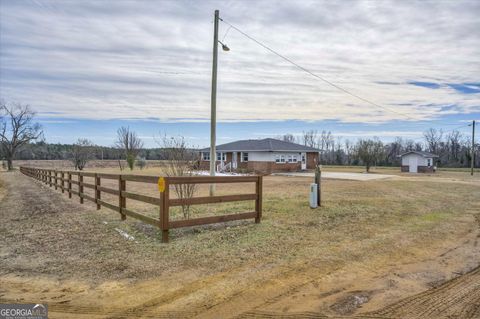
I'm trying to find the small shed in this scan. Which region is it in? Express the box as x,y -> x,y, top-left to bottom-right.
399,151 -> 439,173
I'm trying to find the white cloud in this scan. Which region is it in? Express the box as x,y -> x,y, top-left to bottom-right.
0,0 -> 479,123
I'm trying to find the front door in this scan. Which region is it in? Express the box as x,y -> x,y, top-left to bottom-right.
409,156 -> 417,173
301,153 -> 307,170
232,152 -> 237,169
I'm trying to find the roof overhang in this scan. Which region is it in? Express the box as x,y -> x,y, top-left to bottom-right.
199,149 -> 323,153
398,151 -> 439,158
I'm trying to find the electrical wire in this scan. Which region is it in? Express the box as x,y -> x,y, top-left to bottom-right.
221,25 -> 232,42
220,18 -> 429,121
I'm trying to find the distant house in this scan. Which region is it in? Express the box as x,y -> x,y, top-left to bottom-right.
199,138 -> 321,174
399,151 -> 439,173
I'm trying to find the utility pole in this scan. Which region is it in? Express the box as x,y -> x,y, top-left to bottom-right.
209,9 -> 219,196
471,120 -> 476,176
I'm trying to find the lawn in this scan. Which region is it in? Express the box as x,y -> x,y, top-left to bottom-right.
1,164 -> 479,317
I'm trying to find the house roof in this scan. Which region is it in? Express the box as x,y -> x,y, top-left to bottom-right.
200,138 -> 322,152
398,151 -> 439,158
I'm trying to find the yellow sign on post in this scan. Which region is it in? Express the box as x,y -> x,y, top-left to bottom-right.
158,177 -> 166,192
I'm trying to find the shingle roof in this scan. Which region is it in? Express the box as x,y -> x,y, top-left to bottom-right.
200,138 -> 322,152
399,151 -> 439,158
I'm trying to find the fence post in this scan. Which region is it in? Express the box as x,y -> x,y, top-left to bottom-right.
255,175 -> 263,223
95,173 -> 101,210
160,178 -> 170,243
68,172 -> 72,198
61,171 -> 65,193
54,171 -> 58,190
79,173 -> 84,204
49,170 -> 52,187
118,176 -> 126,220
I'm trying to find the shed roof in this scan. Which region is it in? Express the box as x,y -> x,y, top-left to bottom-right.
398,151 -> 439,158
200,138 -> 322,152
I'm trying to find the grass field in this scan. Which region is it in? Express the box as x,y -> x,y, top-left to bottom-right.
1,162 -> 480,318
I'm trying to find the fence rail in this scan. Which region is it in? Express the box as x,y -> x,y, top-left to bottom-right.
19,166 -> 262,242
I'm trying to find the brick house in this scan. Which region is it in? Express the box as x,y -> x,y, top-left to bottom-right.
399,151 -> 439,173
199,138 -> 321,174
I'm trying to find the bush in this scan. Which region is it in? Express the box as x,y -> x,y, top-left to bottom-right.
126,154 -> 135,170
136,157 -> 147,170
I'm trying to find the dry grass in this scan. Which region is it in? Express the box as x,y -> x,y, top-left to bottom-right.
35,165 -> 479,278
2,164 -> 480,317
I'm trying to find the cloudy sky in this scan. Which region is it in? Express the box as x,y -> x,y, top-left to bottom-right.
1,0 -> 479,147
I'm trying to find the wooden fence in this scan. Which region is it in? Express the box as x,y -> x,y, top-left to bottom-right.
19,167 -> 262,242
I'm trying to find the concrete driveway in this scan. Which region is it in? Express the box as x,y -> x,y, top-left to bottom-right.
274,171 -> 395,181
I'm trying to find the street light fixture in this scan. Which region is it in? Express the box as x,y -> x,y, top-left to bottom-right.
219,40 -> 230,51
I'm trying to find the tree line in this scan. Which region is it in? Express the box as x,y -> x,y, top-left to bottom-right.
1,102 -> 477,172
0,102 -> 194,170
282,129 -> 478,171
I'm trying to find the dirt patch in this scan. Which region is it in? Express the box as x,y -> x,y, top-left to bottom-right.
368,266 -> 480,319
330,291 -> 372,315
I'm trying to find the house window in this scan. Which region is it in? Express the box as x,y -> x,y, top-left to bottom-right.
292,155 -> 298,163
202,152 -> 210,161
427,158 -> 431,167
287,155 -> 293,163
216,152 -> 226,161
275,155 -> 280,163
280,155 -> 285,163
241,152 -> 249,162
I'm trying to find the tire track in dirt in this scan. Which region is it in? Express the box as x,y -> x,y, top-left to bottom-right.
105,262 -> 334,319
368,265 -> 480,319
235,266 -> 480,319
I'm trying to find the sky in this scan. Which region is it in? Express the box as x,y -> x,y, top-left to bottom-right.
0,0 -> 479,148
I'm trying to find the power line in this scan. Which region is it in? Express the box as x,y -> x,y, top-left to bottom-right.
220,18 -> 419,121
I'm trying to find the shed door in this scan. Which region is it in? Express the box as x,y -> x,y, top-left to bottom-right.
409,155 -> 418,173
301,153 -> 307,170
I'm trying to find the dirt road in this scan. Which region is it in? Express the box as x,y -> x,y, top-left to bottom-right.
1,170 -> 479,318
274,171 -> 395,181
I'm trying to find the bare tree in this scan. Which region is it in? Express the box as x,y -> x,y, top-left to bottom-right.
354,138 -> 384,172
159,135 -> 197,219
115,126 -> 143,170
0,102 -> 43,170
424,128 -> 443,154
70,138 -> 96,170
302,130 -> 318,148
334,136 -> 343,164
282,133 -> 296,143
344,139 -> 354,165
404,139 -> 416,151
446,130 -> 462,163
